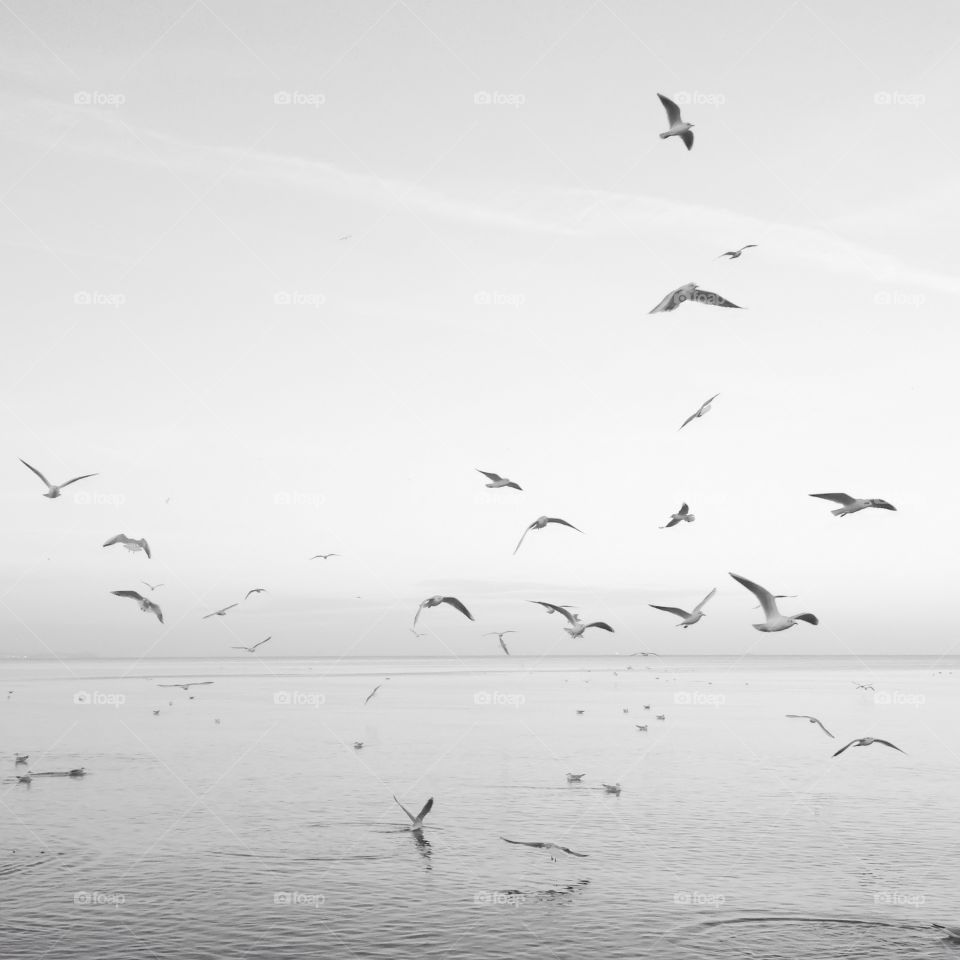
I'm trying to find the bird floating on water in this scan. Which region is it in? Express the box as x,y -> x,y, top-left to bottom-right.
566,773 -> 585,782
112,590 -> 163,623
729,573 -> 819,632
679,394 -> 719,430
833,737 -> 906,758
649,588 -> 716,628
232,637 -> 271,654
514,516 -> 583,555
785,714 -> 834,738
15,754 -> 28,764
501,837 -> 588,860
809,493 -> 896,517
414,596 -> 474,628
394,794 -> 433,831
661,503 -> 695,528
476,469 -> 522,491
657,93 -> 694,150
103,534 -> 151,558
718,244 -> 757,260
19,459 -> 97,499
650,284 -> 741,314
602,783 -> 622,795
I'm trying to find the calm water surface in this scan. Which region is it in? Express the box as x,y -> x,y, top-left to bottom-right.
2,655 -> 959,958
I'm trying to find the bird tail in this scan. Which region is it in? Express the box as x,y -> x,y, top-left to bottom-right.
658,132 -> 669,139
830,507 -> 845,516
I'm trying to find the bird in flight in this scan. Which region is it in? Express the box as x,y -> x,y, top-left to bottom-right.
649,588 -> 716,628
753,595 -> 795,609
20,459 -> 97,499
111,590 -> 163,623
529,601 -> 612,639
140,581 -> 164,592
353,742 -> 364,750
484,631 -> 515,655
476,469 -> 522,491
514,516 -> 583,554
833,737 -> 906,758
809,493 -> 897,517
661,503 -> 695,528
394,794 -> 434,831
718,244 -> 757,260
566,773 -> 585,782
310,553 -> 340,560
729,574 -> 819,632
245,588 -> 267,599
500,837 -> 588,860
657,93 -> 694,150
409,629 -> 428,639
853,682 -> 875,691
157,681 -> 213,690
635,724 -> 648,732
679,394 -> 720,430
414,596 -> 474,628
650,284 -> 741,314
203,604 -> 238,619
103,534 -> 151,558
786,714 -> 834,738
364,679 -> 389,705
232,637 -> 271,654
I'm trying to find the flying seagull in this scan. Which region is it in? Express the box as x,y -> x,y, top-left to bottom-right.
244,588 -> 267,599
232,637 -> 271,654
484,631 -> 516,655
414,596 -> 474,628
729,573 -> 819,632
854,682 -> 875,691
529,601 -> 611,639
394,794 -> 434,831
353,742 -> 364,750
649,588 -> 716,628
657,93 -> 694,150
661,503 -> 695,528
476,469 -> 522,491
650,284 -> 742,314
111,590 -> 163,623
157,681 -> 213,690
102,534 -> 151,558
203,604 -> 238,619
833,737 -> 906,758
364,679 -> 389,705
679,394 -> 719,430
786,714 -> 835,738
20,459 -> 97,499
310,553 -> 340,560
514,516 -> 583,554
409,629 -> 428,639
500,837 -> 588,860
140,581 -> 164,592
809,493 -> 897,517
718,244 -> 757,260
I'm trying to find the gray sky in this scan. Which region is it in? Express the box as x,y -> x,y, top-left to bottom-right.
1,0 -> 957,659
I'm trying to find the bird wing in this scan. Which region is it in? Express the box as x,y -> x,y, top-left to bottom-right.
499,637 -> 510,655
476,469 -> 502,482
793,613 -> 819,626
678,409 -> 699,430
809,493 -> 855,505
415,797 -> 434,823
19,459 -> 50,486
222,604 -> 239,613
663,517 -> 680,528
141,540 -> 151,559
700,394 -> 720,411
148,602 -> 164,623
814,719 -> 835,738
393,795 -> 417,823
505,481 -> 522,490
678,502 -> 690,515
679,129 -> 694,151
60,473 -> 98,488
832,740 -> 858,757
244,589 -> 260,599
557,845 -> 589,857
413,601 -> 426,627
729,573 -> 779,620
500,837 -> 546,849
874,739 -> 907,754
186,682 -> 213,687
253,637 -> 271,651
785,714 -> 814,719
546,518 -> 583,533
513,523 -> 534,554
102,534 -> 126,547
692,289 -> 739,308
650,287 -> 682,314
873,500 -> 897,511
649,605 -> 689,619
693,588 -> 717,614
585,622 -> 614,632
657,92 -> 682,125
112,590 -> 146,602
440,597 -> 474,620
530,601 -> 578,625
741,244 -> 758,250
364,684 -> 382,705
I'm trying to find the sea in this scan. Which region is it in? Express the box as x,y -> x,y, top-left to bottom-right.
2,655 -> 959,958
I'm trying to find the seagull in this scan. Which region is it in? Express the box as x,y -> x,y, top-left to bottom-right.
409,629 -> 428,639
394,794 -> 433,831
528,602 -> 611,638
484,631 -> 515,655
203,604 -> 238,619
19,459 -> 97,499
854,682 -> 875,691
832,737 -> 906,758
364,679 -> 389,705
649,588 -> 716,628
15,754 -> 28,764
728,573 -> 819,632
353,742 -> 364,750
140,581 -> 164,592
643,705 -> 651,710
932,924 -> 960,940
244,588 -> 267,599
413,596 -> 474,628
514,516 -> 583,554
232,637 -> 271,654
635,724 -> 648,732
310,553 -> 339,560
661,503 -> 695,528
656,714 -> 666,720
679,394 -> 720,430
16,774 -> 31,784
786,715 -> 835,738
157,681 -> 213,690
576,709 -> 585,715
501,837 -> 588,860
602,783 -> 622,794
629,651 -> 660,657
650,284 -> 742,314
476,469 -> 522,491
809,493 -> 897,517
718,244 -> 757,260
657,93 -> 694,150
566,773 -> 585,782
102,534 -> 151,558
111,590 -> 163,623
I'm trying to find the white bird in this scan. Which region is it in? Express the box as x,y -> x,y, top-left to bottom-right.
245,588 -> 267,599
103,534 -> 151,558
232,637 -> 271,654
364,679 -> 389,705
353,741 -> 364,750
566,773 -> 585,782
679,394 -> 720,430
500,837 -> 588,860
657,93 -> 694,150
650,284 -> 741,314
833,737 -> 906,758
809,493 -> 897,517
484,631 -> 515,655
754,595 -> 795,609
19,459 -> 97,499
514,516 -> 583,554
394,794 -> 433,831
660,503 -> 695,528
528,601 -> 613,638
853,682 -> 875,691
157,681 -> 213,690
413,596 -> 474,628
718,244 -> 757,260
786,714 -> 834,738
602,783 -> 622,794
112,590 -> 163,623
635,724 -> 648,732
476,469 -> 522,491
140,581 -> 164,592
729,573 -> 819,633
656,714 -> 665,720
310,553 -> 340,560
649,588 -> 716,628
203,604 -> 238,619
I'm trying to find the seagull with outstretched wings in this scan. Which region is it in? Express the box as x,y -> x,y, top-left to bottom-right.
414,596 -> 474,628
809,493 -> 896,517
112,590 -> 163,623
20,459 -> 97,499
500,837 -> 588,860
476,469 -> 521,491
649,588 -> 716,628
657,93 -> 694,150
514,516 -> 583,554
650,284 -> 741,314
786,714 -> 834,738
394,794 -> 434,831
